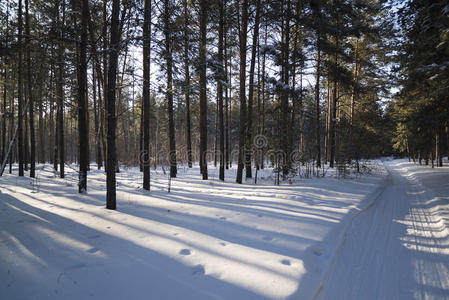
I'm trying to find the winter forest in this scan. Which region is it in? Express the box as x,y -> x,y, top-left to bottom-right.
1,0 -> 449,299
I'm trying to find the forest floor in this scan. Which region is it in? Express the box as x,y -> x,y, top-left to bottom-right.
0,160 -> 447,299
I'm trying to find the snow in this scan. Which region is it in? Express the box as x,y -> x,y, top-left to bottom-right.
315,160 -> 449,300
2,160 -> 446,299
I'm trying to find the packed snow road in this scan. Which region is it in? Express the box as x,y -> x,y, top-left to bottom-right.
315,160 -> 449,300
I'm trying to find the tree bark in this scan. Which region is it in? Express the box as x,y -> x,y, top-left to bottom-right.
164,0 -> 177,178
142,0 -> 151,189
329,38 -> 339,168
218,0 -> 225,181
245,0 -> 261,179
183,0 -> 193,168
78,0 -> 89,193
199,0 -> 208,179
106,0 -> 121,209
25,0 -> 35,177
315,35 -> 321,168
224,6 -> 230,170
56,1 -> 65,178
236,0 -> 248,184
18,0 -> 24,176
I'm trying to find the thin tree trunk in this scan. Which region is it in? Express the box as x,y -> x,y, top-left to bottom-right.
2,66 -> 7,164
25,0 -> 35,177
218,0 -> 225,181
106,0 -> 121,210
77,0 -> 89,193
164,0 -> 177,178
224,6 -> 230,170
280,0 -> 291,178
102,0 -> 108,170
214,95 -> 218,167
261,18 -> 267,169
236,0 -> 248,184
93,63 -> 101,169
56,1 -> 65,178
38,71 -> 45,163
142,0 -> 151,190
199,0 -> 208,179
8,70 -> 14,174
183,0 -> 192,168
18,0 -> 24,176
245,0 -> 261,179
329,39 -> 339,168
315,34 -> 321,168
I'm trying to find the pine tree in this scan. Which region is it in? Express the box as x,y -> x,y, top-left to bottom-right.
142,0 -> 151,190
106,0 -> 121,210
199,0 -> 208,180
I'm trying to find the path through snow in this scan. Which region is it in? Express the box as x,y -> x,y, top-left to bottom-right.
315,160 -> 449,300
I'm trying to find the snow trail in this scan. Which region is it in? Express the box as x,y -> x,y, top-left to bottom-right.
316,160 -> 449,300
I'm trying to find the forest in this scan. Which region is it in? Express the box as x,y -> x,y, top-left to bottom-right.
0,0 -> 448,208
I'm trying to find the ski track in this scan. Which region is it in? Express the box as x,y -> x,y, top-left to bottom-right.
316,160 -> 449,300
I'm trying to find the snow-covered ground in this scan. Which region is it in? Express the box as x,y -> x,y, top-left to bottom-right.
1,160 -> 446,299
316,160 -> 449,300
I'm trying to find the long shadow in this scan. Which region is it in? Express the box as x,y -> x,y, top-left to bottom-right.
6,184 -> 322,260
0,164 -> 387,299
0,191 -> 272,300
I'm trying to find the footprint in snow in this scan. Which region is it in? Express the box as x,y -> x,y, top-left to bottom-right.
87,247 -> 101,254
263,236 -> 273,241
219,217 -> 227,220
179,249 -> 191,255
220,242 -> 227,247
191,265 -> 205,275
313,248 -> 322,256
281,259 -> 291,266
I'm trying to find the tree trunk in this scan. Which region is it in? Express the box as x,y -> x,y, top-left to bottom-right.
199,0 -> 208,179
224,6 -> 230,170
183,0 -> 193,168
261,19 -> 267,169
56,1 -> 65,178
164,0 -> 177,178
102,0 -> 108,170
93,64 -> 102,169
280,0 -> 291,178
2,65 -> 7,165
329,39 -> 339,168
315,34 -> 321,168
106,0 -> 121,210
77,0 -> 89,193
245,0 -> 261,179
18,0 -> 24,176
25,0 -> 35,177
236,0 -> 248,184
218,0 -> 225,181
142,0 -> 151,190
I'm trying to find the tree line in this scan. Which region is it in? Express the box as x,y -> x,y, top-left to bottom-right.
391,0 -> 449,166
1,0 -> 438,209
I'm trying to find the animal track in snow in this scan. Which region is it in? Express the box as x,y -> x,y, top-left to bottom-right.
87,247 -> 101,254
179,249 -> 191,255
281,259 -> 291,266
191,265 -> 205,275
